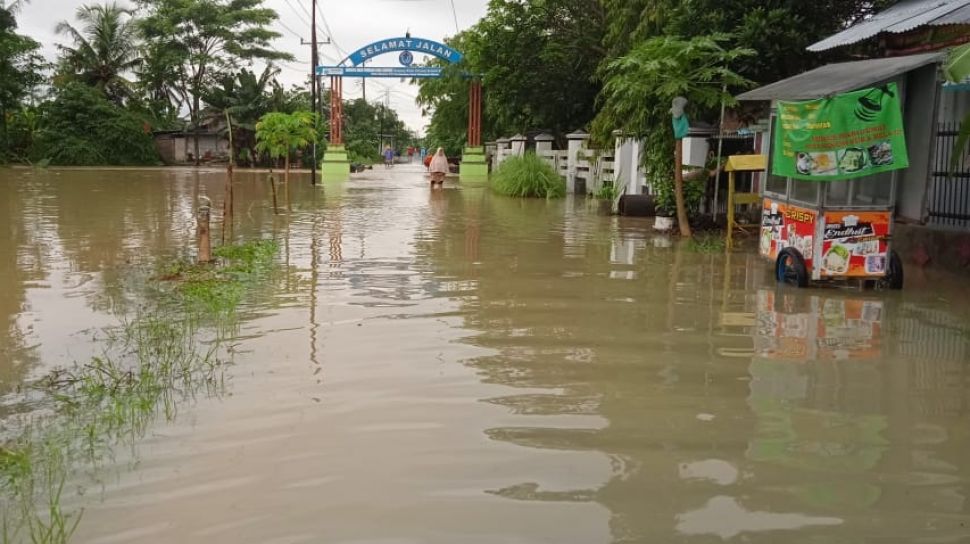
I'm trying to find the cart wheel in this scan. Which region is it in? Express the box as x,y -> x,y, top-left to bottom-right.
776,248 -> 809,288
878,250 -> 904,290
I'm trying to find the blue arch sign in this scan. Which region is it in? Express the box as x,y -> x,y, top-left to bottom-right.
346,37 -> 462,66
316,36 -> 463,78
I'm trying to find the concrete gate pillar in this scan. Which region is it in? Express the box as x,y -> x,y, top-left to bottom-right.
510,134 -> 527,157
495,137 -> 511,168
566,130 -> 589,194
322,76 -> 349,182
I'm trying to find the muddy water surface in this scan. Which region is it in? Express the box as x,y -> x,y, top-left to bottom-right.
3,165 -> 970,543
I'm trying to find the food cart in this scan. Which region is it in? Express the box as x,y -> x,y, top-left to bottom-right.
756,84 -> 908,289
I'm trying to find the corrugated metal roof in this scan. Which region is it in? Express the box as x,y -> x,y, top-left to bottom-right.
808,0 -> 970,52
737,52 -> 944,101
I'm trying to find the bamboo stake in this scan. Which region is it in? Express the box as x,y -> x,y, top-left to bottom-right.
223,110 -> 235,244
197,198 -> 211,263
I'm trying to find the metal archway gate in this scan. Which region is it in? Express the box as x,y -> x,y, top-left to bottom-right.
316,36 -> 485,181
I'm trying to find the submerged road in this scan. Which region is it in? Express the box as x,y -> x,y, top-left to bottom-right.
2,164 -> 970,543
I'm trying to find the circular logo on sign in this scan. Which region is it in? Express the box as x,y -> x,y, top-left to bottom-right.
399,51 -> 414,66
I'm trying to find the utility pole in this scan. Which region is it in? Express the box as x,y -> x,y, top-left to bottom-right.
303,1 -> 331,185
310,0 -> 318,185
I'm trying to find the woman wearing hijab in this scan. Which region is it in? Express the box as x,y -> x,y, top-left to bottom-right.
428,147 -> 449,187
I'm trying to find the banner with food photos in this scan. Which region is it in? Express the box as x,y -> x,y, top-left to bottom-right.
773,83 -> 909,181
820,211 -> 891,277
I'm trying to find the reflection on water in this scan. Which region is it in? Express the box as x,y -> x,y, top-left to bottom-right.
3,166 -> 970,542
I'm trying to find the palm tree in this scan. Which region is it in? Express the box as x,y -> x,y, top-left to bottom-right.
203,65 -> 280,162
55,2 -> 141,103
0,0 -> 28,14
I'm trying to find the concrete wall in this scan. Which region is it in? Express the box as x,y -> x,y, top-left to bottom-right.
895,223 -> 970,275
897,65 -> 941,223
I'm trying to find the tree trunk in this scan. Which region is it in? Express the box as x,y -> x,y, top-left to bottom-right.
674,139 -> 692,238
192,95 -> 201,166
269,170 -> 279,215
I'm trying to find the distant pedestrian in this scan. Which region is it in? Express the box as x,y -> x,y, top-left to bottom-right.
407,146 -> 415,163
429,147 -> 449,188
383,145 -> 394,168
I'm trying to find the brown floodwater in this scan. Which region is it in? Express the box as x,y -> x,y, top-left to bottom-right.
3,164 -> 970,543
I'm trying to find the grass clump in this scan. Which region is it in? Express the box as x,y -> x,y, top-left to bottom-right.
158,240 -> 279,316
686,233 -> 727,253
491,152 -> 565,198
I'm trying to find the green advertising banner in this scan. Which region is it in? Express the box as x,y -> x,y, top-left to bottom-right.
773,83 -> 909,181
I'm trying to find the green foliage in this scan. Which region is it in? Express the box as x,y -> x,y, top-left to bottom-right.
418,0 -> 605,147
687,232 -> 726,253
491,153 -> 565,199
33,83 -> 159,165
601,0 -> 897,85
593,34 -> 752,218
595,182 -> 618,201
55,3 -> 141,104
135,0 -> 292,155
0,6 -> 44,161
342,98 -> 418,163
255,110 -> 316,164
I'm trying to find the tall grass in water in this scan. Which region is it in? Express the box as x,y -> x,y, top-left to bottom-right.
0,240 -> 278,543
491,153 -> 565,198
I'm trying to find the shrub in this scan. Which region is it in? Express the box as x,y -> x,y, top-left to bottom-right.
491,152 -> 565,198
33,83 -> 159,165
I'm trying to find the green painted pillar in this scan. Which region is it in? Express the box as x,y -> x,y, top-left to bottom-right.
460,146 -> 488,181
321,144 -> 350,183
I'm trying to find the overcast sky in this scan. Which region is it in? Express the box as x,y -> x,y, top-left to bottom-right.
14,0 -> 489,134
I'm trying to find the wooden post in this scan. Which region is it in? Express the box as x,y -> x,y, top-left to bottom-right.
269,173 -> 279,215
197,199 -> 211,263
726,170 -> 736,249
674,139 -> 693,238
284,155 -> 290,211
222,162 -> 234,244
223,110 -> 235,244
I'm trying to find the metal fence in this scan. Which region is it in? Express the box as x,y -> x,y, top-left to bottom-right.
928,121 -> 970,229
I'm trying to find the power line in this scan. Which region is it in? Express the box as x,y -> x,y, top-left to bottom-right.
294,0 -> 312,20
280,0 -> 311,27
448,0 -> 459,33
277,19 -> 304,40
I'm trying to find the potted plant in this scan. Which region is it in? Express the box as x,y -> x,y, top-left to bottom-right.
652,176 -> 677,231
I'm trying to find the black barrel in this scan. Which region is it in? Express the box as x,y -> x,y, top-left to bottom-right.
618,194 -> 657,217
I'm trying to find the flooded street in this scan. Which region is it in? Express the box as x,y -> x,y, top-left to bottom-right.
3,164 -> 970,543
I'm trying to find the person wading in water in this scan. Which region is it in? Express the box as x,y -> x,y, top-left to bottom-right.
383,145 -> 395,169
428,148 -> 449,188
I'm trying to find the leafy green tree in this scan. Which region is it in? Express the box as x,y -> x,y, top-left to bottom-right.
55,3 -> 141,104
592,34 -> 753,235
255,111 -> 316,183
340,97 -> 416,164
418,0 -> 605,147
0,5 -> 43,161
33,82 -> 159,165
136,0 -> 292,164
601,0 -> 897,85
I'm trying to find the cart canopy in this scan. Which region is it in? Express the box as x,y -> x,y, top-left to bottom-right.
737,52 -> 945,101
